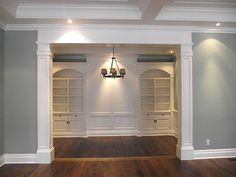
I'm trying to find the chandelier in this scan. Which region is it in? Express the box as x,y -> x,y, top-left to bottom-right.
101,47 -> 126,78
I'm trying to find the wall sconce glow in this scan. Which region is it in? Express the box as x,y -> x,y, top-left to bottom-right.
170,50 -> 173,54
216,23 -> 221,27
67,19 -> 73,24
57,31 -> 88,43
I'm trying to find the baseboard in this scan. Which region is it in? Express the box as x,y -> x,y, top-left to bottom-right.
194,148 -> 236,159
4,154 -> 36,164
0,154 -> 4,167
53,132 -> 88,138
36,146 -> 55,164
87,130 -> 138,137
176,144 -> 194,160
138,130 -> 175,137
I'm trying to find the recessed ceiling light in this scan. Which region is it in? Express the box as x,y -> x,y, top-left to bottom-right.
216,23 -> 221,27
67,19 -> 73,24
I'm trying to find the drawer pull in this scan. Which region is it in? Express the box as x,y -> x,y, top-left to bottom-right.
75,114 -> 77,118
154,120 -> 157,123
67,121 -> 70,124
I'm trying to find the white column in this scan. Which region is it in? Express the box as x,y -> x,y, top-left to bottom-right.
36,43 -> 54,163
170,74 -> 175,132
176,43 -> 194,160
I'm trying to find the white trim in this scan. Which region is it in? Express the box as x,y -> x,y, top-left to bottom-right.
88,130 -> 138,137
16,4 -> 141,20
194,148 -> 236,159
175,43 -> 194,160
4,24 -> 236,34
0,155 -> 4,167
37,44 -> 54,164
176,144 -> 194,160
4,154 -> 36,164
156,6 -> 236,22
36,146 -> 55,164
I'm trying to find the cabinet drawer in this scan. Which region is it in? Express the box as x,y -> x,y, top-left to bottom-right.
142,113 -> 170,120
142,119 -> 156,130
69,120 -> 85,132
141,119 -> 171,130
53,120 -> 68,132
53,113 -> 83,120
53,120 -> 85,132
156,119 -> 171,130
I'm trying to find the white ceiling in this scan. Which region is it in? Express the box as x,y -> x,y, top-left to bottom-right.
0,0 -> 236,27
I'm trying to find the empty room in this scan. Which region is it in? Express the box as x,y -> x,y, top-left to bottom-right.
0,0 -> 236,177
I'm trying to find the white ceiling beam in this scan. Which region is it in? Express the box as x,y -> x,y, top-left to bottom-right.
140,0 -> 165,21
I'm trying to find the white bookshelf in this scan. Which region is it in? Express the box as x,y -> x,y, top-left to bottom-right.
140,69 -> 171,113
139,68 -> 173,134
52,69 -> 85,137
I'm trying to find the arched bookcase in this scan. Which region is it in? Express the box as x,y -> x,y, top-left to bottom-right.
52,68 -> 86,137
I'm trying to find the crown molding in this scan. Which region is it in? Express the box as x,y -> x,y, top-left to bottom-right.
5,24 -> 37,31
156,6 -> 236,22
16,4 -> 141,20
4,24 -> 236,34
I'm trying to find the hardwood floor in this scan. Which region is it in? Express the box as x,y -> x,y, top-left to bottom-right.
0,157 -> 236,177
1,136 -> 235,177
54,136 -> 177,158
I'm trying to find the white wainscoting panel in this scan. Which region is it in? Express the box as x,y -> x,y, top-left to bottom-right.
88,112 -> 113,131
113,112 -> 136,130
88,112 -> 136,136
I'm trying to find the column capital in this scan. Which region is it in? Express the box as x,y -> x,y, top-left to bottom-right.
36,42 -> 52,57
37,51 -> 52,57
180,43 -> 193,58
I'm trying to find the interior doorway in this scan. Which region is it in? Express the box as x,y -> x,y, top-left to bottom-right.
50,44 -> 180,159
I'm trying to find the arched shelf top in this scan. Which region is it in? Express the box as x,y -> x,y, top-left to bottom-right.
140,69 -> 170,78
53,69 -> 83,78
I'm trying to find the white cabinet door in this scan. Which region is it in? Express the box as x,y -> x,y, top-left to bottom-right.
142,119 -> 155,130
156,119 -> 171,130
69,120 -> 85,132
53,120 -> 68,132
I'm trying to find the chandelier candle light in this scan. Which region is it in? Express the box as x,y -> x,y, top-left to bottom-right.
101,47 -> 126,78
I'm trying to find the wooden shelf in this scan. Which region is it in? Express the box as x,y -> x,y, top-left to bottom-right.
53,70 -> 84,114
140,69 -> 171,113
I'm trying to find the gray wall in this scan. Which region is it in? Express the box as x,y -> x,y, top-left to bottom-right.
193,33 -> 236,150
4,31 -> 37,153
0,29 -> 4,155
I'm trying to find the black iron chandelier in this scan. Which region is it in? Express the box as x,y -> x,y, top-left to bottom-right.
101,47 -> 126,78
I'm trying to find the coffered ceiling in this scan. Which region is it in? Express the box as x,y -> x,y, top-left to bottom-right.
0,0 -> 236,27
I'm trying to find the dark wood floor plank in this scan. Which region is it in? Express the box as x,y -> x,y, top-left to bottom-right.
53,136 -> 177,158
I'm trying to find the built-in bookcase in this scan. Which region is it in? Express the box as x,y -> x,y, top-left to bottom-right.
139,68 -> 174,135
53,69 -> 85,137
140,69 -> 170,112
